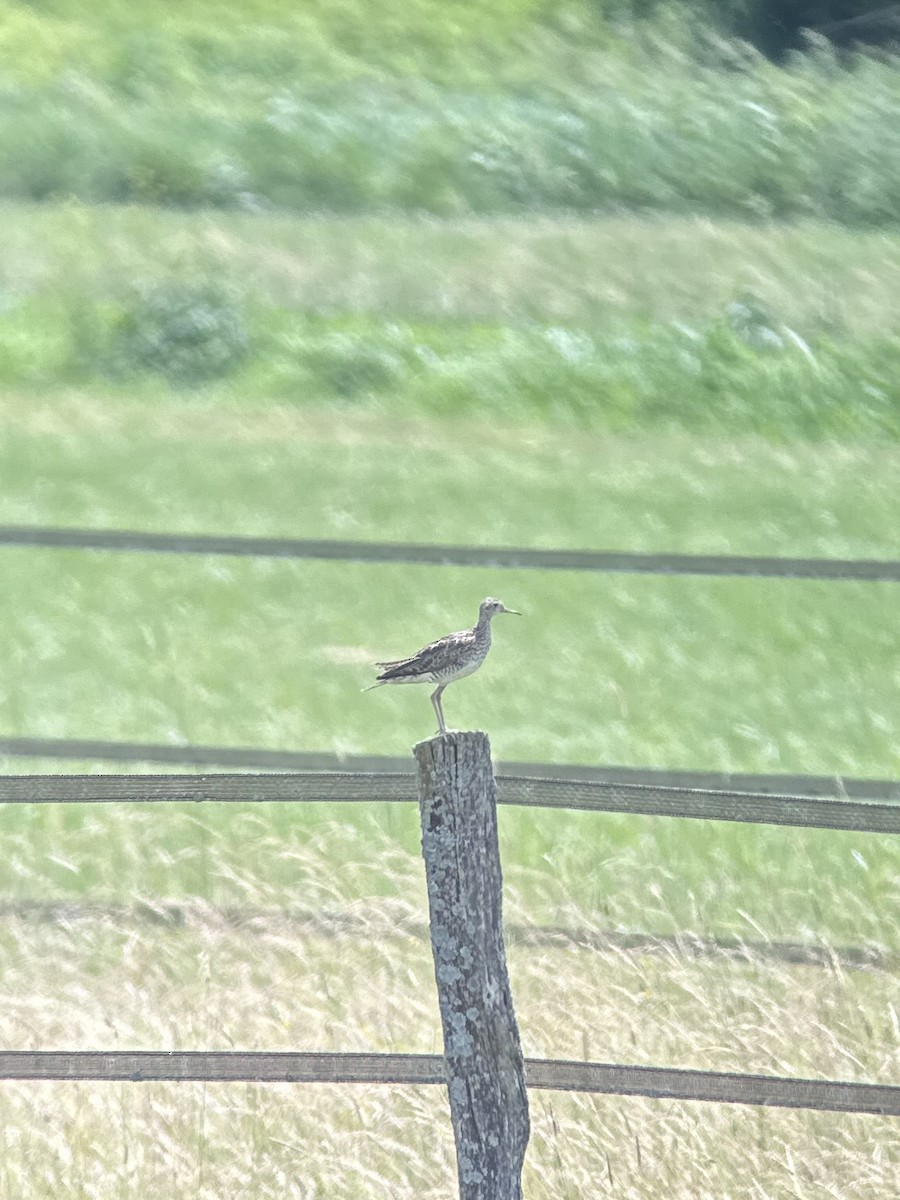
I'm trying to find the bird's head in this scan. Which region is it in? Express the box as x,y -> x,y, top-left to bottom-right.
480,597 -> 521,619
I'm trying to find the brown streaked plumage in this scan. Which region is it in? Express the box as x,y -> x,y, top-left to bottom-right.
366,597 -> 520,733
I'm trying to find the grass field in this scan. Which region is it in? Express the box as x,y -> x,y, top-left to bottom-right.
1,903 -> 898,1198
2,381 -> 899,944
2,455 -> 899,1190
1,189 -> 899,1196
1,0 -> 899,1192
3,204 -> 900,438
8,204 -> 900,334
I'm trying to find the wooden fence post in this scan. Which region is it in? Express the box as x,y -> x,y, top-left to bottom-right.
414,730 -> 530,1200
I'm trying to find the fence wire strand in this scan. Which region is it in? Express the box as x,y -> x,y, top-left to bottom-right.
1,771 -> 898,833
1,1051 -> 897,1115
3,525 -> 900,581
2,736 -> 899,801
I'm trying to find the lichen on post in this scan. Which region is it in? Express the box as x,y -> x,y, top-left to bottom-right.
414,730 -> 530,1200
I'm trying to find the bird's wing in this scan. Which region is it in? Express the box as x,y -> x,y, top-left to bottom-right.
375,628 -> 473,679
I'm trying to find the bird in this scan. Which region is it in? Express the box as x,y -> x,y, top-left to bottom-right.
366,597 -> 520,734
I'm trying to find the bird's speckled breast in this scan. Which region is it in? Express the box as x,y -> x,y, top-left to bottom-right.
434,643 -> 489,682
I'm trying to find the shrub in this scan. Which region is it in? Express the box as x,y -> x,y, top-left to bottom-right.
298,334 -> 407,397
112,283 -> 249,385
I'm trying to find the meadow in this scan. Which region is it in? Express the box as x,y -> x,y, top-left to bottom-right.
1,0 -> 899,1194
2,368 -> 899,1195
2,204 -> 900,438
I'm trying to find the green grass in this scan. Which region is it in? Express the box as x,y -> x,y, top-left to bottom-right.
0,0 -> 594,89
1,841 -> 898,1197
1,795 -> 898,950
1,199 -> 898,1195
0,3 -> 899,221
0,392 -> 898,956
3,389 -> 900,556
8,206 -> 900,337
1,547 -> 899,775
3,205 -> 900,438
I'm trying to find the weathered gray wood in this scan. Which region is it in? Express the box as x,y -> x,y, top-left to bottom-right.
414,731 -> 530,1200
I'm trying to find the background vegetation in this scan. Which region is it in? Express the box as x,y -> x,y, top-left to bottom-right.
2,206 -> 900,437
1,0 -> 898,1196
1,2 -> 899,222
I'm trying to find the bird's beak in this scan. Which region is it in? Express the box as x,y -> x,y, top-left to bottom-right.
502,607 -> 521,616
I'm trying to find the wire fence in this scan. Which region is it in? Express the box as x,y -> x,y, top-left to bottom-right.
3,767 -> 899,1115
2,771 -> 898,833
3,524 -> 900,581
3,735 -> 899,800
4,527 -> 898,1121
2,1051 -> 898,1116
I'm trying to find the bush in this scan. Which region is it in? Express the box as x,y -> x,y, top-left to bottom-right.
3,290 -> 900,437
252,313 -> 900,440
296,333 -> 408,397
112,283 -> 249,385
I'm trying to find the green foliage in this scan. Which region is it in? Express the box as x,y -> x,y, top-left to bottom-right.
4,292 -> 898,437
288,329 -> 411,398
111,283 -> 249,384
0,0 -> 593,90
0,3 -> 897,222
716,1 -> 900,59
2,206 -> 898,434
186,308 -> 900,439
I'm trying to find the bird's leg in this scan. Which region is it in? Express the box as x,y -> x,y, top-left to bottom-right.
431,685 -> 447,735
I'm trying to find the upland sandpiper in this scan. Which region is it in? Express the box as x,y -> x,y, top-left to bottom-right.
367,597 -> 520,733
